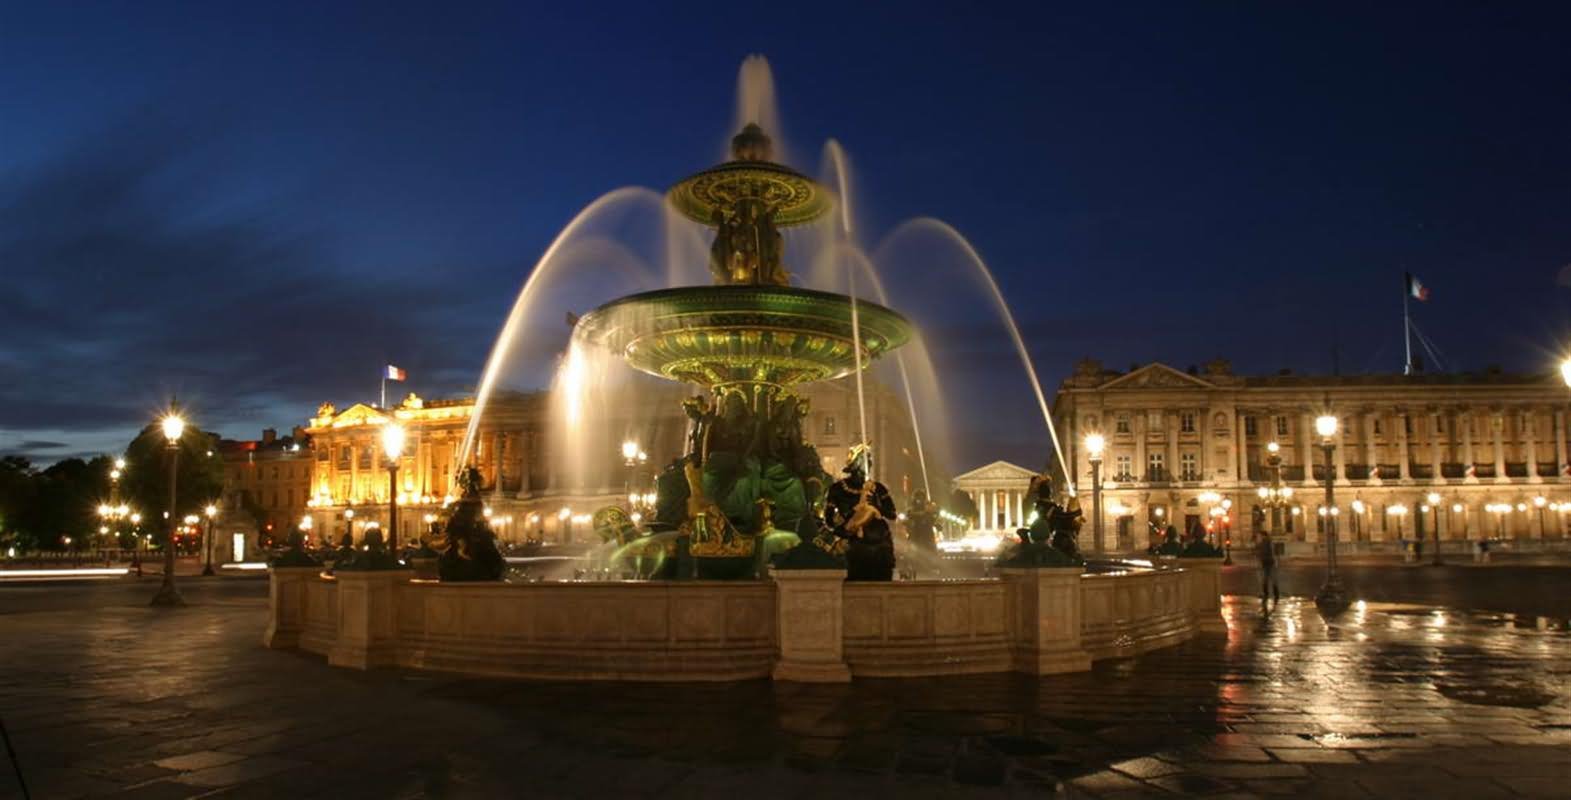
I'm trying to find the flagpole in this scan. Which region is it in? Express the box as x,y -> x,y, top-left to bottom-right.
381,374 -> 387,410
1402,273 -> 1413,376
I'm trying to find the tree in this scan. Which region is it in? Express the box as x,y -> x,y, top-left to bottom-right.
23,457 -> 111,549
120,423 -> 225,547
0,456 -> 38,551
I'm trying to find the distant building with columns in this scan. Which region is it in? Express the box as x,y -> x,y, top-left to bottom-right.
299,377 -> 924,547
1053,360 -> 1571,554
952,461 -> 1039,535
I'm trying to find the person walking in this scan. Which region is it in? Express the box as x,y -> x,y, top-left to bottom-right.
1256,531 -> 1280,604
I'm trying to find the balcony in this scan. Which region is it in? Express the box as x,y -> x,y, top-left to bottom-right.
1505,462 -> 1529,479
1441,463 -> 1466,479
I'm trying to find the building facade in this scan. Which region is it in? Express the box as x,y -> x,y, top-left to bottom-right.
300,378 -> 925,547
1053,360 -> 1571,553
217,427 -> 313,558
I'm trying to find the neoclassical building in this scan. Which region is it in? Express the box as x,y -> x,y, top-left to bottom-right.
300,376 -> 925,547
1053,360 -> 1571,553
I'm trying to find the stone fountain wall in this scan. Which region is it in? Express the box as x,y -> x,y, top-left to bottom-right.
266,561 -> 1225,682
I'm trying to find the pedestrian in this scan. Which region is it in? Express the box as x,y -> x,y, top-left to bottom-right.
1256,531 -> 1280,603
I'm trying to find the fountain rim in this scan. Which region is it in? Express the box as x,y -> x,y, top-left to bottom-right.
666,160 -> 835,227
572,284 -> 914,387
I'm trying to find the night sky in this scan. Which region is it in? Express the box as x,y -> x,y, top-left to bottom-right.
3,2 -> 1570,473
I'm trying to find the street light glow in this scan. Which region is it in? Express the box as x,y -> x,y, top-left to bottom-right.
381,422 -> 407,460
1266,441 -> 1280,454
621,440 -> 639,461
1314,414 -> 1338,439
1560,357 -> 1571,388
161,413 -> 186,444
1084,433 -> 1105,459
205,504 -> 218,518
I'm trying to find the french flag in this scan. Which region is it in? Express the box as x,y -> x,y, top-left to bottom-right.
1405,272 -> 1431,302
385,365 -> 407,381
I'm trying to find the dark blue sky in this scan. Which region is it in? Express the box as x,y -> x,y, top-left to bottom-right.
3,1 -> 1569,471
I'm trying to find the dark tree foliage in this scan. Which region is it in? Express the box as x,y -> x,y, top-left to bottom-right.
120,423 -> 225,546
0,456 -> 40,550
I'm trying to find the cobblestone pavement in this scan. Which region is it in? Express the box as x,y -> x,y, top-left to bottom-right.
1,581 -> 1569,798
1218,562 -> 1571,619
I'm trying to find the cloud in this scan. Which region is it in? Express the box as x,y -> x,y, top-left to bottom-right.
0,113 -> 508,457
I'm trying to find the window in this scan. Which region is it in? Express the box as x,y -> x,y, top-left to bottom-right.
1275,416 -> 1289,437
823,415 -> 836,435
317,447 -> 329,461
1244,416 -> 1257,437
1403,416 -> 1413,435
1373,419 -> 1383,436
1180,412 -> 1196,433
1148,411 -> 1165,431
1180,452 -> 1199,480
1114,455 -> 1133,480
358,447 -> 372,469
1115,413 -> 1130,434
1147,452 -> 1165,479
271,466 -> 279,480
336,446 -> 350,469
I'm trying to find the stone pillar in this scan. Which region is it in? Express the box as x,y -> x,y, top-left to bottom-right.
1396,409 -> 1412,483
1526,410 -> 1542,484
1556,411 -> 1569,481
1365,412 -> 1381,484
771,568 -> 851,682
1334,421 -> 1349,486
1016,491 -> 1025,529
1182,559 -> 1226,635
328,569 -> 412,670
1299,412 -> 1315,486
1165,411 -> 1178,482
263,566 -> 320,649
1461,409 -> 1478,484
1003,489 -> 1012,531
1134,411 -> 1148,481
1000,567 -> 1091,675
1492,411 -> 1508,484
1236,409 -> 1248,483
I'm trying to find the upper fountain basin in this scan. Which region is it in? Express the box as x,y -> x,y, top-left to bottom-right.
667,160 -> 834,228
573,285 -> 911,388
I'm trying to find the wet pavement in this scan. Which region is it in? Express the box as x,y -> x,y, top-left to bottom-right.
0,579 -> 1568,798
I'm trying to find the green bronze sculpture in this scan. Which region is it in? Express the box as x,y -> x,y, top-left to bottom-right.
436,465 -> 505,581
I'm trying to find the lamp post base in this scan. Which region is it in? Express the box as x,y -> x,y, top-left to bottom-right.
201,565 -> 215,576
1313,579 -> 1349,615
149,581 -> 186,607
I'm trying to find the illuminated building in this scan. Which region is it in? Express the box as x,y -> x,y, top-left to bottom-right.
1054,360 -> 1571,553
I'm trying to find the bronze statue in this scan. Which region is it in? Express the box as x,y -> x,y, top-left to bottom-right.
905,489 -> 938,553
823,444 -> 897,581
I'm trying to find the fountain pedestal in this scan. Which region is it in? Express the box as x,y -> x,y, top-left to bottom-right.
263,566 -> 320,650
1000,567 -> 1092,675
328,569 -> 413,670
770,568 -> 852,683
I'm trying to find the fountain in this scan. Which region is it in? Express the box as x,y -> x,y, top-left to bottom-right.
265,56 -> 1225,682
573,120 -> 910,578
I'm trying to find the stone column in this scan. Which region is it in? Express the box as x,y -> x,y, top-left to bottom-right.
1000,567 -> 1091,675
770,568 -> 851,682
1492,410 -> 1508,484
1428,410 -> 1444,484
1134,411 -> 1148,481
1165,411 -> 1178,481
1365,412 -> 1381,484
1460,409 -> 1478,484
1002,489 -> 1012,531
1236,409 -> 1248,483
328,568 -> 412,670
1299,412 -> 1315,486
1526,409 -> 1543,484
1396,409 -> 1412,483
1556,410 -> 1569,481
1334,420 -> 1349,486
263,566 -> 320,649
1016,491 -> 1025,528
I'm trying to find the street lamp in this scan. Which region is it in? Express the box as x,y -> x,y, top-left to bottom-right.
1388,504 -> 1408,545
202,503 -> 218,575
151,407 -> 186,607
1084,433 -> 1105,555
381,423 -> 406,551
1313,413 -> 1347,613
1533,495 -> 1547,538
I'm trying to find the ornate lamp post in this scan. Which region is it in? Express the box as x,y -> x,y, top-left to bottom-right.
1426,491 -> 1443,565
1084,433 -> 1105,555
381,423 -> 406,550
151,408 -> 186,607
202,504 -> 218,575
1313,414 -> 1348,613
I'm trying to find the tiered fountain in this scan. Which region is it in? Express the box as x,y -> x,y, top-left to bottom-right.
265,58 -> 1225,682
574,121 -> 910,578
